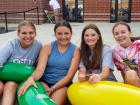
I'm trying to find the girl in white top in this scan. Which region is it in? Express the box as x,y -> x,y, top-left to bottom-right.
49,0 -> 61,23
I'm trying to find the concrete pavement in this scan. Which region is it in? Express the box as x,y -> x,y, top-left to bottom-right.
1,22 -> 140,45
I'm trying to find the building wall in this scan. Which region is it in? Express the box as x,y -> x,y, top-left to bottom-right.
131,0 -> 140,21
84,0 -> 140,22
0,0 -> 49,24
0,0 -> 140,23
84,0 -> 111,21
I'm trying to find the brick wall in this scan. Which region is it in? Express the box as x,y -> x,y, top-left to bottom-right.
131,0 -> 140,21
0,0 -> 140,23
84,0 -> 140,22
84,0 -> 111,21
0,0 -> 63,24
0,0 -> 49,24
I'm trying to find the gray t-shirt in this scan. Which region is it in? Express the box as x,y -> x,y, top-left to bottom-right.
0,38 -> 42,66
79,45 -> 117,81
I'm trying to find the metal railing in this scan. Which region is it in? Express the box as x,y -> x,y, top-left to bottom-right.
0,7 -> 39,33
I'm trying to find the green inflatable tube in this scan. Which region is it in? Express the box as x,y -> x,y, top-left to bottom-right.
17,81 -> 57,105
0,62 -> 35,82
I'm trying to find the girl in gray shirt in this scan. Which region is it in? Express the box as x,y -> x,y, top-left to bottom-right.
0,20 -> 42,105
78,24 -> 116,84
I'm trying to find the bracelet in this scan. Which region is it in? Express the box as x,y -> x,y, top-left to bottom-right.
50,87 -> 56,93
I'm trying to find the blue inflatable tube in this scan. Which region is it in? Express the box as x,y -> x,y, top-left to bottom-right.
17,81 -> 57,105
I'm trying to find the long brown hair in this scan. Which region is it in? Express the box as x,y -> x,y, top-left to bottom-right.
81,24 -> 103,70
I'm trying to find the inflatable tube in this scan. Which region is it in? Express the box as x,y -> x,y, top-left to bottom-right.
17,81 -> 57,105
0,62 -> 35,82
68,81 -> 140,105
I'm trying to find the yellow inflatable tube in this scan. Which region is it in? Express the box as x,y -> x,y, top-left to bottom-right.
67,81 -> 140,105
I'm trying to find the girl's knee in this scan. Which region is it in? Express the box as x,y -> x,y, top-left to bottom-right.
124,70 -> 139,85
51,87 -> 67,105
4,81 -> 18,90
125,70 -> 137,80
